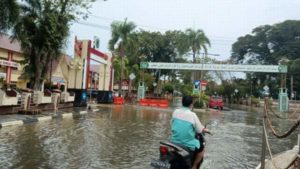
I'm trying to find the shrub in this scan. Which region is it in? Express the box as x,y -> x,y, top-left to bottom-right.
251,96 -> 260,107
194,99 -> 204,108
163,84 -> 174,94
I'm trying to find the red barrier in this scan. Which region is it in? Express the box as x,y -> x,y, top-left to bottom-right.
139,99 -> 148,106
149,99 -> 158,107
114,97 -> 125,105
158,99 -> 169,108
138,99 -> 169,108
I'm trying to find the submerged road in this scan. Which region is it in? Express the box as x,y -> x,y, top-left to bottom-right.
0,104 -> 298,169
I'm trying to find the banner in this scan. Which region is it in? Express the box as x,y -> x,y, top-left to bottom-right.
140,62 -> 287,73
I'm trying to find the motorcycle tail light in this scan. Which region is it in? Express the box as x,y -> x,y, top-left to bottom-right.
159,146 -> 169,155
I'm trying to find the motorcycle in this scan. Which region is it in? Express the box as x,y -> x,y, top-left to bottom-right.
151,132 -> 209,169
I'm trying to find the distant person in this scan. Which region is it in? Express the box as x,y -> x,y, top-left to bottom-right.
170,95 -> 210,169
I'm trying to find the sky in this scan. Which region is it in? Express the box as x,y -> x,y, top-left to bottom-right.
66,0 -> 300,61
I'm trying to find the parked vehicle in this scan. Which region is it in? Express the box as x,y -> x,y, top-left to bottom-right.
208,96 -> 224,110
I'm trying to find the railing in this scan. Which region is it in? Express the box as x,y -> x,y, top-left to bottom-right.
260,97 -> 300,169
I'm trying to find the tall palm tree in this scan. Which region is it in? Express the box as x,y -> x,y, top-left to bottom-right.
109,19 -> 136,96
185,29 -> 210,81
0,0 -> 19,32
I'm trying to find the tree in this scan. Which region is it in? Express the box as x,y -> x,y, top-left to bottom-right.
112,56 -> 129,85
231,20 -> 300,98
183,29 -> 210,81
232,20 -> 300,64
12,0 -> 95,90
109,18 -> 136,96
0,0 -> 19,32
185,29 -> 210,62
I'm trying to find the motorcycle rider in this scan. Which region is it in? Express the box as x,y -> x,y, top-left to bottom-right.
171,95 -> 210,169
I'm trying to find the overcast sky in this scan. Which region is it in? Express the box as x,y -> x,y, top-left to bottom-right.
66,0 -> 300,61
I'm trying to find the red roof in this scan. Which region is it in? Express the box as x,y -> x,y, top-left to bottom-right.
0,34 -> 22,53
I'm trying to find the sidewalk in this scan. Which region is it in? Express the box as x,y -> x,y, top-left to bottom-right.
0,107 -> 93,129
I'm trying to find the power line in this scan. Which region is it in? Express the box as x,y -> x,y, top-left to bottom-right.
89,14 -> 237,41
74,21 -> 110,31
75,20 -> 236,45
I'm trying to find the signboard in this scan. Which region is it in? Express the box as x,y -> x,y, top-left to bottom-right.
193,80 -> 201,95
138,81 -> 145,100
0,60 -> 19,68
279,88 -> 289,112
263,85 -> 269,91
140,62 -> 287,73
201,80 -> 208,86
129,73 -> 136,80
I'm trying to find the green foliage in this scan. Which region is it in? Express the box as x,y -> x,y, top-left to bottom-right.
109,18 -> 136,95
0,0 -> 19,31
112,56 -> 129,82
231,20 -> 300,64
251,96 -> 260,106
162,84 -> 174,93
140,72 -> 154,92
180,84 -> 193,96
193,99 -> 204,108
201,94 -> 210,103
185,29 -> 210,60
109,18 -> 136,52
231,20 -> 300,98
193,94 -> 209,108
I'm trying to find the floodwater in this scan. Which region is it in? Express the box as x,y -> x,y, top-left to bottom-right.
0,104 -> 298,169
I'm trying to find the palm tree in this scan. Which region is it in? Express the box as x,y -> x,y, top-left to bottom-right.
109,19 -> 136,96
112,56 -> 129,84
185,28 -> 210,81
0,0 -> 19,32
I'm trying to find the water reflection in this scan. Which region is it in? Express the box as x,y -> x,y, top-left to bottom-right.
0,105 -> 298,169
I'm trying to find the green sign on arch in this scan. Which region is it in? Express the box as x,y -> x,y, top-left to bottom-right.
140,62 -> 288,73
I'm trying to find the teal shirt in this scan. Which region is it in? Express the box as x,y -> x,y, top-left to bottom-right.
170,107 -> 203,151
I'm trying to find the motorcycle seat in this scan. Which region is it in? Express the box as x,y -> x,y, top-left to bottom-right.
160,141 -> 191,157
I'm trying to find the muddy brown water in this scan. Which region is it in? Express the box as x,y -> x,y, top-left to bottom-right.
0,105 -> 298,169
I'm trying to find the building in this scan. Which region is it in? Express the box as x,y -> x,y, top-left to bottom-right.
0,34 -> 24,88
67,37 -> 113,91
0,34 -> 113,91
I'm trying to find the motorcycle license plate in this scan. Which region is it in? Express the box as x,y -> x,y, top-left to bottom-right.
150,159 -> 170,169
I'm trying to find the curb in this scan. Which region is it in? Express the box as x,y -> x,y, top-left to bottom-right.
79,110 -> 88,115
91,109 -> 99,112
1,120 -> 24,127
0,109 -> 91,129
37,116 -> 52,121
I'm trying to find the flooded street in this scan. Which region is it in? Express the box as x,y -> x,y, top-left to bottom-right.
0,105 -> 298,169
